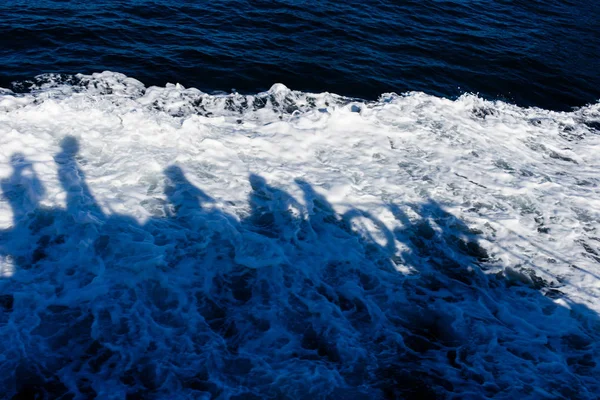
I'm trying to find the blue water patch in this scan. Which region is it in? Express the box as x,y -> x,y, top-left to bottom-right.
1,0 -> 599,110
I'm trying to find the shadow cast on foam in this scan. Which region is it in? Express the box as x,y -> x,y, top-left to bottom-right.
0,136 -> 598,399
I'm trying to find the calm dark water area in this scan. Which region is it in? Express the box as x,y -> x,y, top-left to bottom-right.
1,0 -> 599,110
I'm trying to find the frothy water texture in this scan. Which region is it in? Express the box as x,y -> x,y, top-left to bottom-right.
0,72 -> 600,398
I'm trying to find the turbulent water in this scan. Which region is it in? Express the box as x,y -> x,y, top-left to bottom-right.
1,0 -> 600,398
0,72 -> 598,398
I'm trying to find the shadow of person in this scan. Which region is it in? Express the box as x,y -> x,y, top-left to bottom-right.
1,153 -> 46,225
0,139 -> 150,398
389,200 -> 490,286
245,174 -> 307,245
295,177 -> 397,274
0,144 -> 598,399
0,153 -> 59,275
152,164 -> 237,254
382,199 -> 600,399
54,135 -> 104,223
163,165 -> 215,220
294,177 -> 345,234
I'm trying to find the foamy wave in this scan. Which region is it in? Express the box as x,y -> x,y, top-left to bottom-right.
0,71 -> 599,398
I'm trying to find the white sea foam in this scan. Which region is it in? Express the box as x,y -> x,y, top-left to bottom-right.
0,71 -> 599,398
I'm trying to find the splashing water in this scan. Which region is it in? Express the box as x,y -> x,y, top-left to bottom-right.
0,72 -> 599,398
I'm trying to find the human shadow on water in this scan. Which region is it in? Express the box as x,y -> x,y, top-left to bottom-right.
1,153 -> 46,225
55,136 -> 104,221
0,136 -> 599,399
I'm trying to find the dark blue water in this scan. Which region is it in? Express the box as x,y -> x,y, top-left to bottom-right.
1,0 -> 599,110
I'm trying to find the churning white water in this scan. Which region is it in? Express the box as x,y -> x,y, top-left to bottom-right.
0,72 -> 599,398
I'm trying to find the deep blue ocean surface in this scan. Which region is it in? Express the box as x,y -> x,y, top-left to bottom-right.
1,0 -> 599,110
